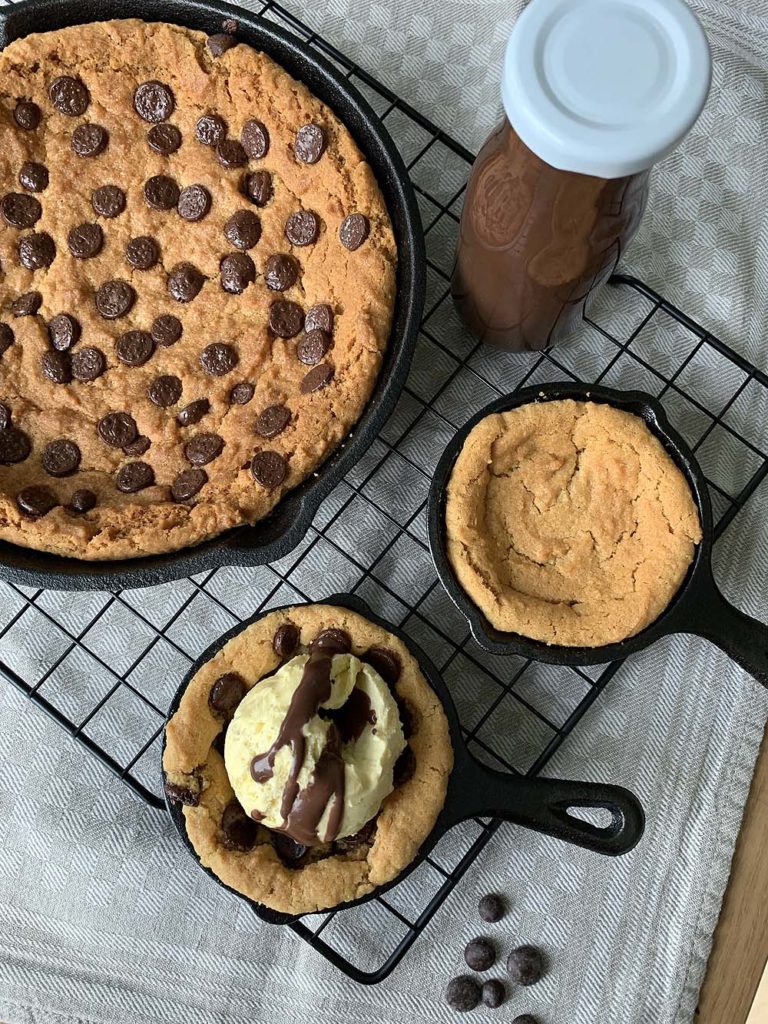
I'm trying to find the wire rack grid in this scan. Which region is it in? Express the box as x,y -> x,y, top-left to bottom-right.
3,0 -> 768,985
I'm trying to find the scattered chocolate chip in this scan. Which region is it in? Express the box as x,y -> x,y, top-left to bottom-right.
126,235 -> 159,270
445,976 -> 481,1013
148,374 -> 182,408
17,484 -> 58,517
200,342 -> 238,376
481,980 -> 506,1010
229,382 -> 254,405
220,252 -> 256,293
273,622 -> 300,658
116,330 -> 154,367
151,314 -> 183,347
177,183 -> 212,223
171,466 -> 208,502
334,818 -> 378,852
220,799 -> 259,851
208,672 -> 246,716
196,114 -> 227,147
92,184 -> 126,218
397,699 -> 416,739
295,123 -> 326,163
176,398 -> 210,427
363,647 -> 401,687
71,347 -> 106,382
478,894 -> 505,923
123,435 -> 151,457
310,628 -> 352,654
168,263 -> 205,302
207,33 -> 237,57
144,174 -> 180,211
11,291 -> 41,317
506,947 -> 544,987
18,162 -> 48,193
147,123 -> 182,155
0,324 -> 14,358
301,362 -> 334,394
134,81 -> 175,122
2,192 -> 41,228
296,329 -> 331,366
47,313 -> 80,351
256,404 -> 291,439
163,778 -> 200,806
42,438 -> 81,477
241,119 -> 269,160
264,253 -> 299,291
0,427 -> 31,464
251,450 -> 287,489
393,745 -> 416,786
72,123 -> 108,157
67,222 -> 103,259
184,432 -> 224,465
98,412 -> 138,449
14,100 -> 41,130
41,350 -> 71,384
268,299 -> 304,338
285,210 -> 319,247
0,403 -> 10,430
224,209 -> 260,249
49,76 -> 89,117
340,213 -> 370,251
305,303 -> 334,335
216,139 -> 247,168
272,833 -> 309,867
465,938 -> 496,972
95,280 -> 135,319
242,170 -> 273,206
116,461 -> 155,493
69,489 -> 97,514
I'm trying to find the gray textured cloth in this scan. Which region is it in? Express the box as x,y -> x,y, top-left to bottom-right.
2,1 -> 768,1022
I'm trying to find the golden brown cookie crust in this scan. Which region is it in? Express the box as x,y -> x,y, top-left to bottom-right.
0,20 -> 396,560
446,399 -> 702,647
163,604 -> 453,915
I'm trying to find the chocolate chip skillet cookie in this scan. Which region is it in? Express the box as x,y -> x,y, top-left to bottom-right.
163,605 -> 453,915
0,20 -> 396,559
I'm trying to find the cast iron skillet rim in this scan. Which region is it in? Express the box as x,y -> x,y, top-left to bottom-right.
0,0 -> 425,591
427,381 -> 715,665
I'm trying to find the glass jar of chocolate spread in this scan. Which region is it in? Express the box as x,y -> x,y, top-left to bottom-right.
453,0 -> 712,352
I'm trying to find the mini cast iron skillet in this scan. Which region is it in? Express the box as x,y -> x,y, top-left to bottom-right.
163,594 -> 645,927
0,0 -> 424,592
428,382 -> 768,686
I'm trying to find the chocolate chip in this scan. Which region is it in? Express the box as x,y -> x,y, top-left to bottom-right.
134,81 -> 175,122
242,170 -> 272,206
144,175 -> 180,211
241,119 -> 269,159
207,33 -> 237,57
0,402 -> 10,430
229,382 -> 254,405
393,745 -> 416,786
304,304 -> 334,336
297,329 -> 331,366
92,185 -> 126,218
168,263 -> 205,303
14,100 -> 41,130
17,485 -> 58,517
149,374 -> 182,407
0,427 -> 31,464
171,466 -> 208,502
465,938 -> 496,972
41,350 -> 71,384
116,331 -> 154,367
506,946 -> 544,986
47,313 -> 80,351
333,819 -> 378,853
264,253 -> 299,291
18,162 -> 48,193
176,399 -> 210,427
363,647 -> 401,687
295,123 -> 326,163
184,432 -> 224,465
220,799 -> 259,851
163,777 -> 200,806
481,981 -> 506,1010
220,252 -> 256,293
200,342 -> 238,376
67,222 -> 103,259
11,292 -> 41,317
216,139 -> 247,168
95,280 -> 135,320
72,123 -> 108,158
151,314 -> 183,347
2,192 -> 41,228
285,210 -> 319,247
69,489 -> 97,514
223,210 -> 260,249
268,300 -> 304,338
49,76 -> 89,117
340,213 -> 370,251
208,672 -> 246,716
310,628 -> 352,654
478,894 -> 505,923
255,404 -> 290,439
123,435 -> 151,457
272,834 -> 308,867
273,622 -> 299,658
98,412 -> 138,448
116,461 -> 155,493
71,347 -> 106,382
300,362 -> 334,393
445,976 -> 481,1013
251,450 -> 287,489
42,439 -> 81,477
177,184 -> 211,222
397,699 -> 416,740
195,114 -> 227,146
126,235 -> 159,270
0,324 -> 14,358
147,123 -> 182,155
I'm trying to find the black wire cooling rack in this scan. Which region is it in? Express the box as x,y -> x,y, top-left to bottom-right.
2,0 -> 768,985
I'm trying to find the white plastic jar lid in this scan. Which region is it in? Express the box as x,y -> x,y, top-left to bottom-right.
501,0 -> 712,178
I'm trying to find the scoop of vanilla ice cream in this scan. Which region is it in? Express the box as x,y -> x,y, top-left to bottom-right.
224,652 -> 406,844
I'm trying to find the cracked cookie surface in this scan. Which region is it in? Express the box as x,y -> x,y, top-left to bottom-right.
446,399 -> 702,647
